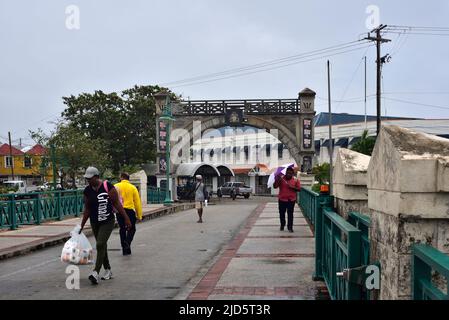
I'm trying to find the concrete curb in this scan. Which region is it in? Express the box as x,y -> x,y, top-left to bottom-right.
0,203 -> 195,261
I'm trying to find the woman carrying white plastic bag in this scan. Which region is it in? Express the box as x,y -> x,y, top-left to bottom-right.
79,167 -> 131,285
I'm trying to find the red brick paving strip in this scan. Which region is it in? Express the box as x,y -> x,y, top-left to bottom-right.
187,202 -> 267,300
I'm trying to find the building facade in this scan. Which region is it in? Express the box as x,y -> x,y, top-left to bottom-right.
0,143 -> 53,184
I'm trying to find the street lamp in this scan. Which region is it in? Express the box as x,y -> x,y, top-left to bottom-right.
154,92 -> 175,206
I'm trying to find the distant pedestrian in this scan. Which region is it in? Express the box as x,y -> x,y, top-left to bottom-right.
114,173 -> 142,256
273,167 -> 301,232
80,167 -> 132,285
192,175 -> 208,223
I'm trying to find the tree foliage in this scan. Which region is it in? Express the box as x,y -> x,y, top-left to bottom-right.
312,162 -> 330,185
350,129 -> 376,156
30,85 -> 175,186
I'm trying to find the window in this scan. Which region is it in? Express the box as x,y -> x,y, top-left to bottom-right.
278,144 -> 284,159
244,146 -> 249,160
24,156 -> 32,168
266,144 -> 271,157
4,156 -> 13,168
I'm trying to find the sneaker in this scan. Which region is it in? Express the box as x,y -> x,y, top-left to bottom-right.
101,269 -> 113,280
89,271 -> 99,285
280,226 -> 285,231
288,229 -> 294,233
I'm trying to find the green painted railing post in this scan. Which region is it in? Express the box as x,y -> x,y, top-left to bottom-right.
9,195 -> 17,230
347,228 -> 362,300
313,195 -> 332,281
75,190 -> 80,217
35,194 -> 41,225
56,191 -> 62,221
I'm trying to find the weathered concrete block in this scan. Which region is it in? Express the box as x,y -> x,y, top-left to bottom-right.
368,125 -> 449,193
437,220 -> 449,253
335,198 -> 369,220
333,148 -> 370,218
333,184 -> 368,200
437,158 -> 449,192
333,148 -> 370,186
368,126 -> 449,300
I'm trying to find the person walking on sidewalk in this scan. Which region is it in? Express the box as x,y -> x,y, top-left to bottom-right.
79,167 -> 132,285
114,173 -> 142,256
192,175 -> 208,223
273,167 -> 301,233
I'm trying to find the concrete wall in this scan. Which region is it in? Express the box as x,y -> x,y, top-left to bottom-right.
130,170 -> 148,206
367,125 -> 449,300
332,148 -> 370,219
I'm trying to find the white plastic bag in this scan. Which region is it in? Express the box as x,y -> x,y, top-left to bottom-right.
61,225 -> 93,265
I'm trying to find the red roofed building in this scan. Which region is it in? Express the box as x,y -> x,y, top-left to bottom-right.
0,143 -> 53,184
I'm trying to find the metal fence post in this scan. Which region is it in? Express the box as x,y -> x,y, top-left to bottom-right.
9,195 -> 17,230
56,191 -> 62,221
347,230 -> 362,300
313,195 -> 332,281
35,194 -> 41,225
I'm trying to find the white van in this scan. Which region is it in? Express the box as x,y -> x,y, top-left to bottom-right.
2,181 -> 39,194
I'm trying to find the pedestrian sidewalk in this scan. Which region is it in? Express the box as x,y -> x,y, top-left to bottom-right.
187,202 -> 329,300
0,203 -> 194,260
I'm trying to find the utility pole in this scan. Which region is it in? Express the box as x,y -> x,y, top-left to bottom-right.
364,56 -> 367,129
327,60 -> 333,195
8,132 -> 15,180
51,144 -> 57,189
364,24 -> 391,136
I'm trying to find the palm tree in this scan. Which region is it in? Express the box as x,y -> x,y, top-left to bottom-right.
350,129 -> 376,156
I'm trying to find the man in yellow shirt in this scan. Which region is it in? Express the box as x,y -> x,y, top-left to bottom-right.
114,173 -> 142,255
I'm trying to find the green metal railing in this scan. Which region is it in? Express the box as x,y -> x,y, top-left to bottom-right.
298,187 -> 333,280
147,187 -> 171,204
298,187 -> 332,229
348,212 -> 371,267
322,207 -> 362,300
297,188 -> 377,300
412,244 -> 449,300
0,190 -> 84,230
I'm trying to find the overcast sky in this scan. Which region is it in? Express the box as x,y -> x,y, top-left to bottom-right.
1,0 -> 449,145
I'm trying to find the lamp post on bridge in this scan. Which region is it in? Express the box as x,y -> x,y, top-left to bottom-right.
154,92 -> 175,206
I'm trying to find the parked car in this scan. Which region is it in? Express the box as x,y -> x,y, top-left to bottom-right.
217,182 -> 252,200
2,180 -> 40,194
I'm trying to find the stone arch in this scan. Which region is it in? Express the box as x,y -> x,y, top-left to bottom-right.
171,115 -> 302,166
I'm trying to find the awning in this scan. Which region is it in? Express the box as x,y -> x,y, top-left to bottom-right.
335,138 -> 349,147
175,162 -> 220,177
322,139 -> 335,147
216,165 -> 235,177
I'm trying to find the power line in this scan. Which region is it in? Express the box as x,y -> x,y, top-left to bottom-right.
386,25 -> 449,30
334,48 -> 370,112
161,40 -> 371,87
383,97 -> 449,110
170,44 -> 374,88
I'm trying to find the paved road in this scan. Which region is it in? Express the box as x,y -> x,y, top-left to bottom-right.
0,197 -> 273,300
